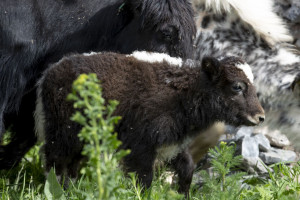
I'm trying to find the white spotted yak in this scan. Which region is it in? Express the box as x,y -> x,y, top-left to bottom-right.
192,0 -> 300,148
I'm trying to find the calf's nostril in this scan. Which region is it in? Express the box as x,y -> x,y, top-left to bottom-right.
258,116 -> 265,123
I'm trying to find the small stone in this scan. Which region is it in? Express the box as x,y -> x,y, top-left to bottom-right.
264,129 -> 291,148
253,133 -> 271,152
192,172 -> 204,186
236,135 -> 259,158
164,171 -> 175,184
259,148 -> 297,164
241,157 -> 270,175
253,126 -> 268,135
234,126 -> 254,140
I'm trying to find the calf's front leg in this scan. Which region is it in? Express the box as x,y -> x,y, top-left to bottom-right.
123,149 -> 156,189
171,149 -> 195,198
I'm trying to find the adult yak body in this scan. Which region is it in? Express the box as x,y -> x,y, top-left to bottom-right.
0,0 -> 196,168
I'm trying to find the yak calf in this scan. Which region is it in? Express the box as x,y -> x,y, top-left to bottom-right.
35,51 -> 265,196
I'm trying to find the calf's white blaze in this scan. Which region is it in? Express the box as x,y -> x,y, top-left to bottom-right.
235,63 -> 254,83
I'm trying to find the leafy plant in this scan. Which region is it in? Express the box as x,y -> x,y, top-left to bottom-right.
197,141 -> 246,200
67,73 -> 130,200
196,141 -> 300,200
44,169 -> 66,200
241,161 -> 300,200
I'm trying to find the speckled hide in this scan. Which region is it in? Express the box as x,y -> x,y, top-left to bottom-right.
192,0 -> 300,145
273,0 -> 300,49
35,51 -> 264,196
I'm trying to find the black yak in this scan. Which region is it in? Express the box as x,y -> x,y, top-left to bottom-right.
0,0 -> 196,167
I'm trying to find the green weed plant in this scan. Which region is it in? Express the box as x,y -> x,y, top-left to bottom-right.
66,73 -> 130,200
194,141 -> 300,200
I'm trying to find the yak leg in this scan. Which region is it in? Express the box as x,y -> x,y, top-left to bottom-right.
171,149 -> 195,199
124,148 -> 156,190
43,124 -> 83,187
0,89 -> 37,169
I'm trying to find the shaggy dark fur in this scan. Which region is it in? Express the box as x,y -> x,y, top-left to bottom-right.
0,0 -> 196,168
36,52 -> 264,196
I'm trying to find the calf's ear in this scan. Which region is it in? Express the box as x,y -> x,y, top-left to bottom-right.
201,57 -> 221,81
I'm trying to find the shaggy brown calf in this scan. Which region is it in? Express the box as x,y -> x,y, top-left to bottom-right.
35,51 -> 265,196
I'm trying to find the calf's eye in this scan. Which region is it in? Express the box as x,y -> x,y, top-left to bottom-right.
231,82 -> 246,93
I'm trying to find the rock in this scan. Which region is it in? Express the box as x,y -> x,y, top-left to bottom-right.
253,133 -> 271,152
192,167 -> 218,186
236,135 -> 259,158
241,157 -> 270,175
233,127 -> 270,158
241,175 -> 266,189
234,126 -> 254,140
265,130 -> 291,148
259,148 -> 297,164
296,39 -> 300,49
164,171 -> 175,184
254,126 -> 291,148
192,172 -> 204,186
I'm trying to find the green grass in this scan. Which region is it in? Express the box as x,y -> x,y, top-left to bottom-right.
0,144 -> 184,200
1,141 -> 299,200
0,144 -> 45,200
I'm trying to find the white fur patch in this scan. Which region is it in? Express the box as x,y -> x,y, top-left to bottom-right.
83,52 -> 98,56
129,51 -> 183,66
282,74 -> 297,87
235,63 -> 254,83
195,0 -> 293,45
274,49 -> 300,65
156,137 -> 192,162
198,0 -> 232,13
